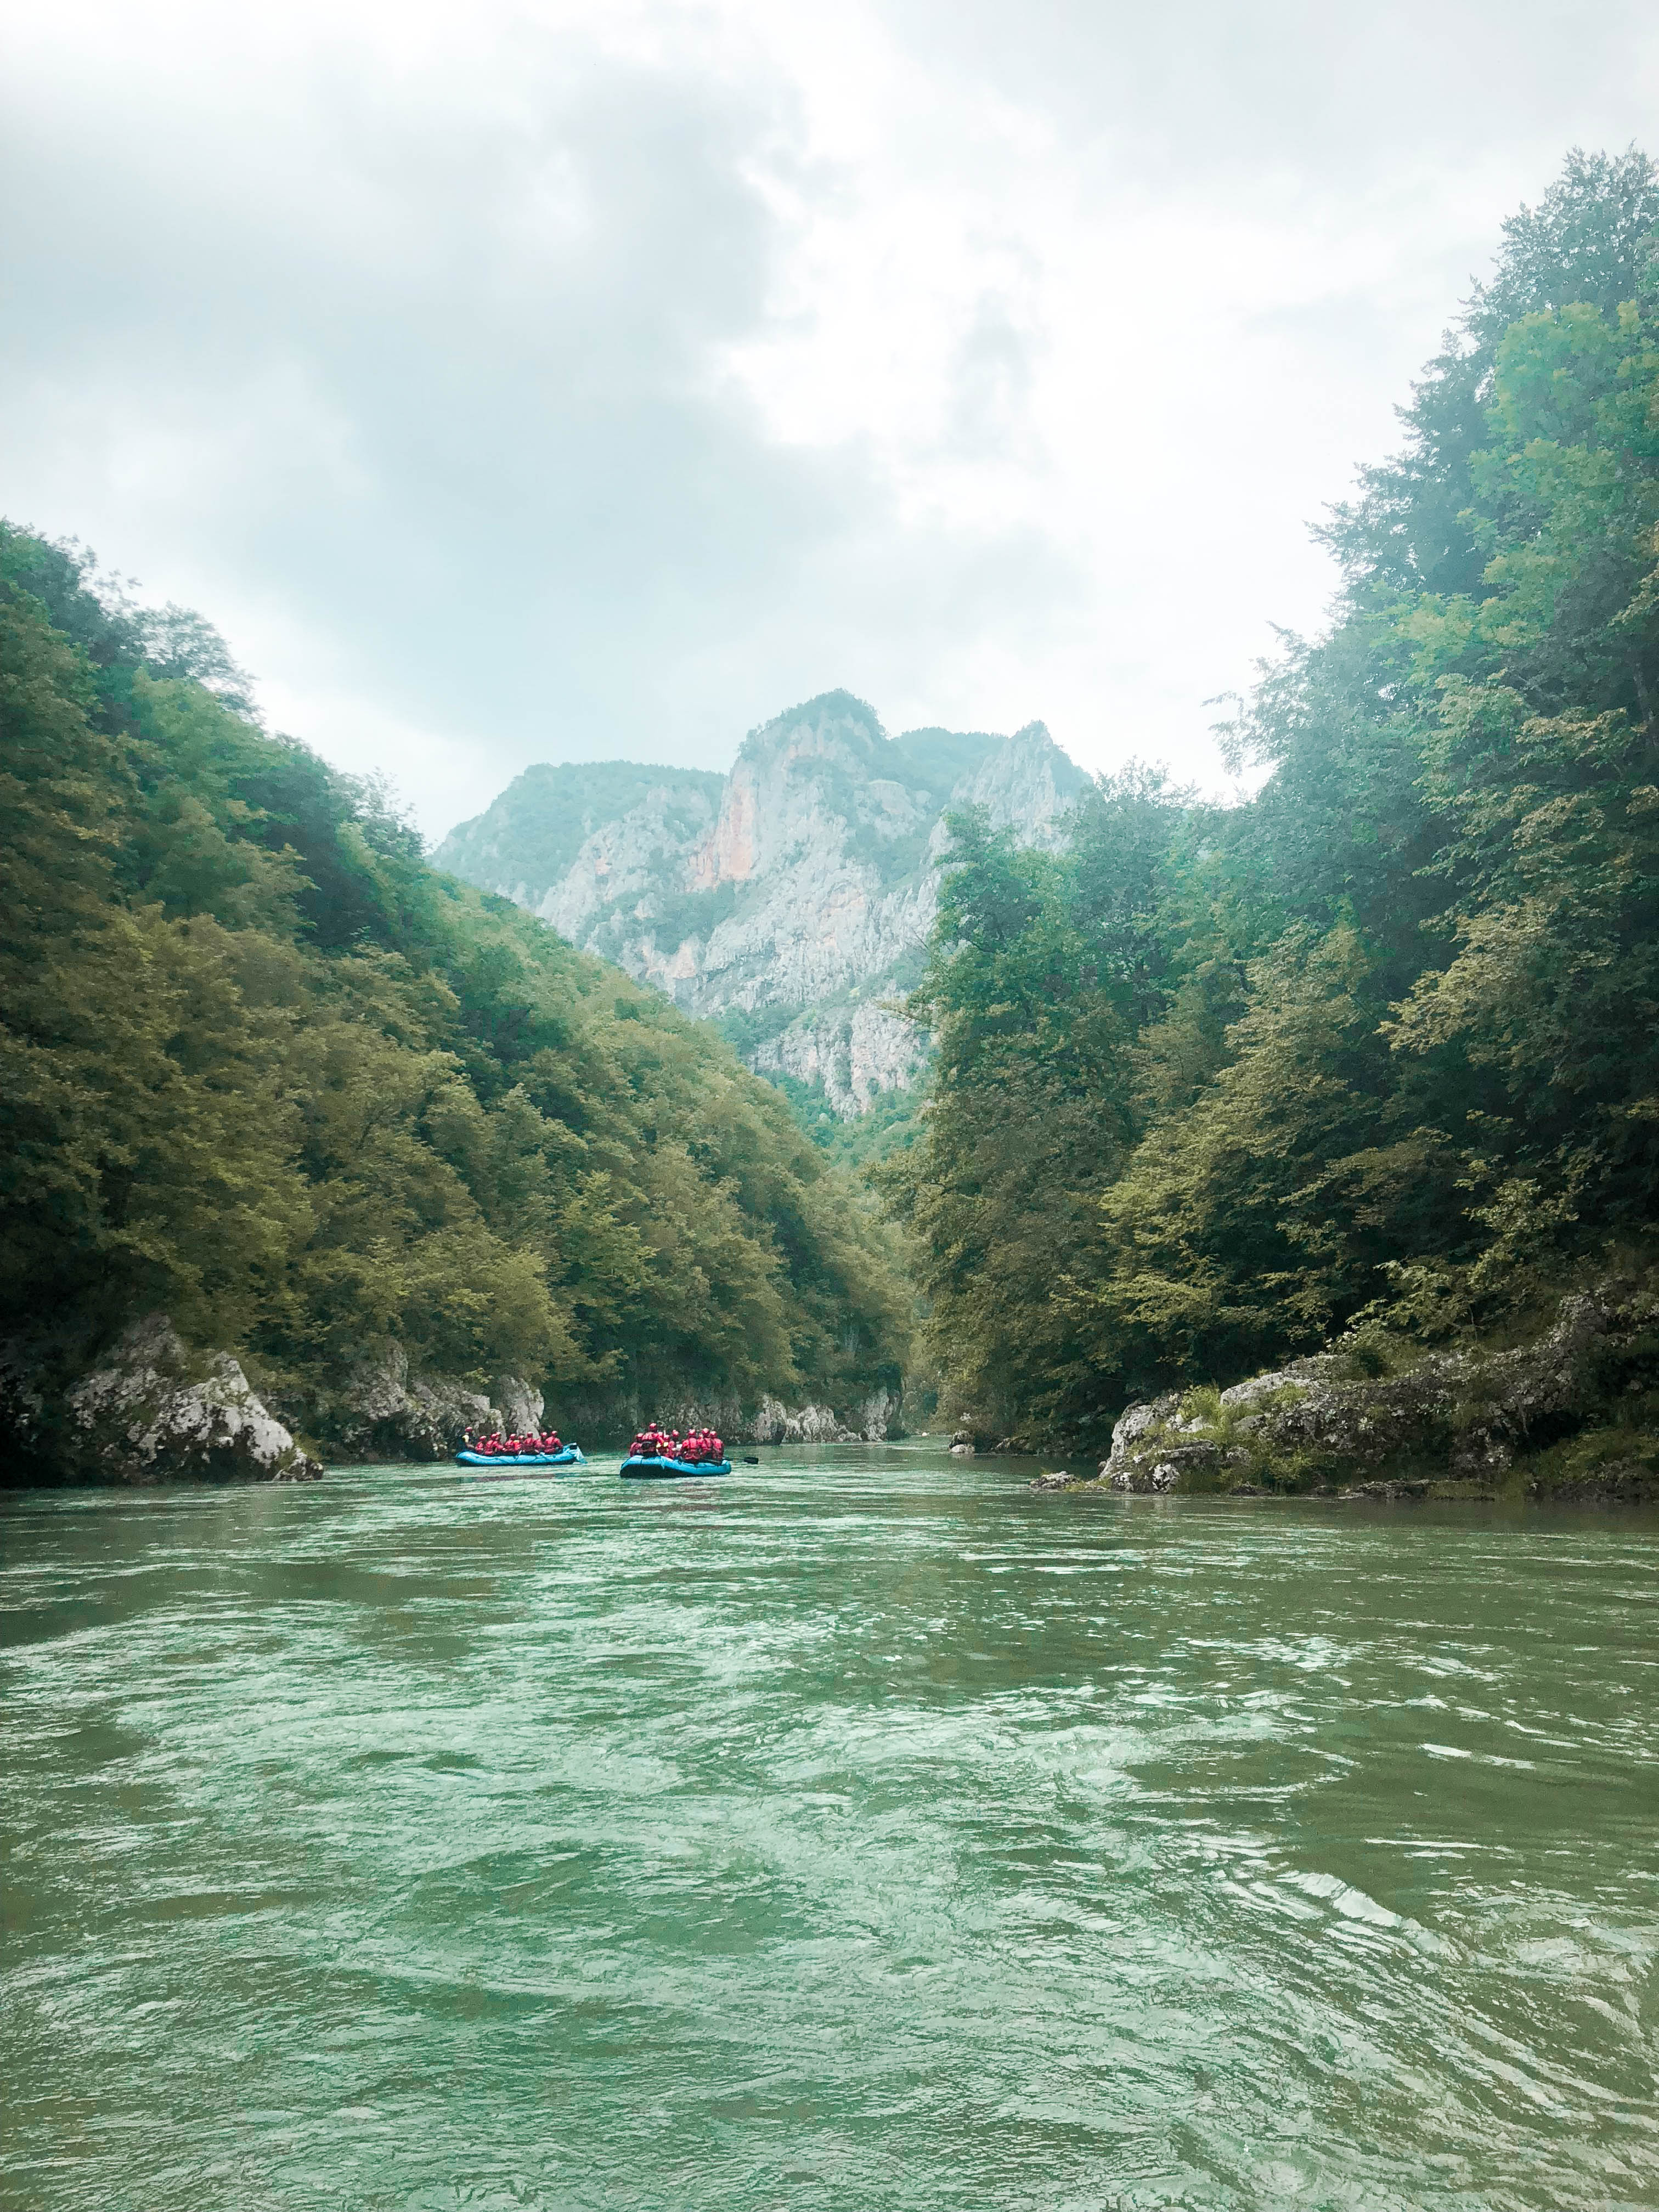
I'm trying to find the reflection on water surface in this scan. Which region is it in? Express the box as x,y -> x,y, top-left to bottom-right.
2,1447 -> 1656,2211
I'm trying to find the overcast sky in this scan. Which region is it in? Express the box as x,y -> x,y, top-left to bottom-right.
4,0 -> 1657,838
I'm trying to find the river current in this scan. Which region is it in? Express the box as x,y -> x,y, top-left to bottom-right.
2,1446 -> 1656,2210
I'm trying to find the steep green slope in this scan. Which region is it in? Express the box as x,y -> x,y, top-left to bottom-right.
887,725 -> 1003,796
887,146 -> 1659,1443
0,529 -> 910,1456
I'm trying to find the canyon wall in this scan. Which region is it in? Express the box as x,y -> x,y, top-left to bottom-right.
436,691 -> 1086,1115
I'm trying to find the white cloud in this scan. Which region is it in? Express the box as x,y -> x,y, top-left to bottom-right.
3,0 -> 1656,834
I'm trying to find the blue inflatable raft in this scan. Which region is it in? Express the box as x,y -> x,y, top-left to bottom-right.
456,1446 -> 585,1472
620,1454 -> 733,1480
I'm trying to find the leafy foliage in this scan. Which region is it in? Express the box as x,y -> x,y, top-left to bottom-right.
890,148 -> 1659,1437
0,528 -> 910,1415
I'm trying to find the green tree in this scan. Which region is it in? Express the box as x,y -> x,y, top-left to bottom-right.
0,526 -> 911,1440
890,146 -> 1659,1438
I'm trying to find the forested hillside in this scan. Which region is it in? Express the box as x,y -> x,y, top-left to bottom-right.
0,530 -> 909,1455
888,148 -> 1659,1443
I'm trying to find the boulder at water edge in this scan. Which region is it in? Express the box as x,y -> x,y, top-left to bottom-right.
1,1314 -> 323,1485
1086,1278 -> 1658,1500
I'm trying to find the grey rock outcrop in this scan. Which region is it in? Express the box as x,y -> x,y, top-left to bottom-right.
431,759 -> 723,919
1101,1395 -> 1182,1486
435,691 -> 1087,1119
1089,1280 -> 1658,1498
301,1345 -> 543,1462
493,1374 -> 546,1436
752,1002 -> 923,1118
1097,1392 -> 1252,1493
749,1398 -> 854,1445
853,1389 -> 902,1442
333,1344 -> 489,1460
552,1382 -> 901,1446
1,1315 -> 322,1485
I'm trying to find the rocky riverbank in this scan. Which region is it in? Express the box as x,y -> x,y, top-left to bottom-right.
1037,1276 -> 1659,1505
0,1318 -> 905,1485
548,1385 -> 902,1449
0,1317 -> 323,1486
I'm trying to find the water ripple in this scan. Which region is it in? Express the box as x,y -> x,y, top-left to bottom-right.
2,1452 -> 1657,2210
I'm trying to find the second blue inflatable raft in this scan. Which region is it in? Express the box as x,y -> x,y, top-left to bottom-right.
620,1455 -> 732,1479
456,1446 -> 585,1471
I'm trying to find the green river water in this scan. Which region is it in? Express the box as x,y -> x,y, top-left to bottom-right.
2,1446 -> 1656,2211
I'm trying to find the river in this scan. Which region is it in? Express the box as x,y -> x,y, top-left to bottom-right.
2,1446 -> 1656,2210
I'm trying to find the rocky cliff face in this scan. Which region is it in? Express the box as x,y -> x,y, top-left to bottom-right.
267,1345 -> 546,1464
435,691 -> 1087,1116
432,759 -> 724,916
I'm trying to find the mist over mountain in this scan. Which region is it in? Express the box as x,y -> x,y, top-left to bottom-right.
435,691 -> 1087,1118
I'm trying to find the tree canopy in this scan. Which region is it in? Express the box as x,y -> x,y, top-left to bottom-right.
887,146 -> 1659,1438
0,528 -> 910,1425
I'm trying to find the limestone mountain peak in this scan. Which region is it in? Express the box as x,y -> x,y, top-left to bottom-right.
434,696 -> 1087,1118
